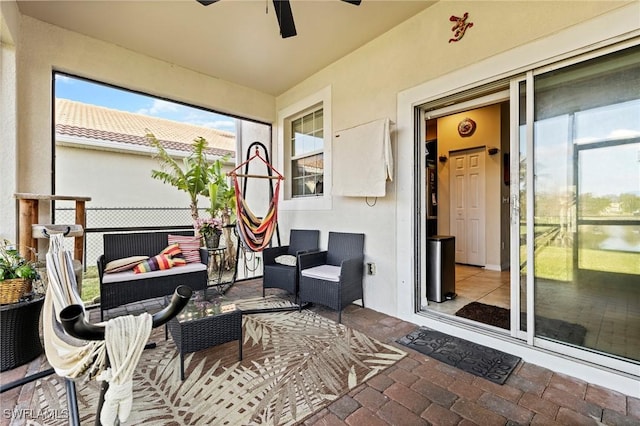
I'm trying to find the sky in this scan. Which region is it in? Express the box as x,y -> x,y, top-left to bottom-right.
54,74 -> 237,133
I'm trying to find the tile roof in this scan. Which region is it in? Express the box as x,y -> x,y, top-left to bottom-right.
55,99 -> 236,157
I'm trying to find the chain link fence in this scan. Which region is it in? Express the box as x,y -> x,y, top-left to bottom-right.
55,207 -> 262,281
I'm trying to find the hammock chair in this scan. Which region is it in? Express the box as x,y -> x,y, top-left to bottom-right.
41,233 -> 190,425
228,143 -> 284,252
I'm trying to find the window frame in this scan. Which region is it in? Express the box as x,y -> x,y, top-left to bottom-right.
277,85 -> 332,211
290,107 -> 324,198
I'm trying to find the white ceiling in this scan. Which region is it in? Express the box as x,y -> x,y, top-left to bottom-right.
17,0 -> 435,96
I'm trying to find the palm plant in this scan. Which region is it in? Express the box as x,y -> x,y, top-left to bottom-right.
206,154 -> 235,222
148,133 -> 210,221
149,133 -> 238,266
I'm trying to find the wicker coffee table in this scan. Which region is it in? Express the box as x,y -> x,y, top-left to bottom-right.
166,291 -> 242,380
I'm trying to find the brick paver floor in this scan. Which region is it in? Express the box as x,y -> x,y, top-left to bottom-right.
1,278 -> 638,425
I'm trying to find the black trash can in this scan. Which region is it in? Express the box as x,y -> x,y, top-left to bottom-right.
427,236 -> 456,302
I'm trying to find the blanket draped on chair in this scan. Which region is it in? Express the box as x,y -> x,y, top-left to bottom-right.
43,233 -> 153,425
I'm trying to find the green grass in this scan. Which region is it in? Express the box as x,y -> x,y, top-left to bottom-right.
81,266 -> 100,303
533,246 -> 639,281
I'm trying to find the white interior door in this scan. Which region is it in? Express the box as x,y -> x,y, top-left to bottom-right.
450,148 -> 486,266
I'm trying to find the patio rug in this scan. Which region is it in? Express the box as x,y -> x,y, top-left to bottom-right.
397,327 -> 520,385
455,301 -> 587,346
21,296 -> 406,425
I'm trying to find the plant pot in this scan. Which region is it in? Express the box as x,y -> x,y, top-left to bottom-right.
205,233 -> 221,249
0,278 -> 32,304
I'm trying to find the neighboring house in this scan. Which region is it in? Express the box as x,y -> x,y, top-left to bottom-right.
2,1 -> 639,397
53,98 -> 241,263
55,98 -> 236,210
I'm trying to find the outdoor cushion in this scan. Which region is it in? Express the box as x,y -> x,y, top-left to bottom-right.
300,265 -> 341,282
102,262 -> 207,284
104,255 -> 149,274
160,243 -> 183,259
275,255 -> 297,267
168,234 -> 201,263
172,257 -> 187,267
133,254 -> 173,273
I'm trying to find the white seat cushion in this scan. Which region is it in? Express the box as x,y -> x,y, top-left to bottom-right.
275,254 -> 297,267
102,262 -> 207,284
300,265 -> 341,282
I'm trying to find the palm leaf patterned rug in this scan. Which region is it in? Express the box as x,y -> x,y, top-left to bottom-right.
31,296 -> 406,425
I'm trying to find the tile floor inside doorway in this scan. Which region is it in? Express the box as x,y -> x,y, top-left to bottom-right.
424,264 -> 640,362
425,264 -> 510,315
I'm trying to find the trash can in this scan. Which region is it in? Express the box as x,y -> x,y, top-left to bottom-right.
427,235 -> 456,302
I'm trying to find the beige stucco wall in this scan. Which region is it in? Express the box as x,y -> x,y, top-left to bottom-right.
0,9 -> 275,241
275,0 -> 632,318
55,146 -> 202,209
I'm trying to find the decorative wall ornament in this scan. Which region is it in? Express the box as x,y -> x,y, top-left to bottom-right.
457,117 -> 476,137
449,12 -> 473,43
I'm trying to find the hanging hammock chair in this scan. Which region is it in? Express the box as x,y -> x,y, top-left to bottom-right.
229,147 -> 283,252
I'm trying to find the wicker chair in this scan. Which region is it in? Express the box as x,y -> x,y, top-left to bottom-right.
298,232 -> 365,323
262,229 -> 320,301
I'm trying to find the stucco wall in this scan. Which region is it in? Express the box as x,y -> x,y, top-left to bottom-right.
56,146 -> 206,209
1,11 -> 275,241
274,1 -> 631,318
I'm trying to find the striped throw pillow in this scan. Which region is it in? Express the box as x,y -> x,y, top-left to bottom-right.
171,257 -> 187,267
160,243 -> 183,259
168,234 -> 201,263
133,254 -> 173,274
104,255 -> 149,273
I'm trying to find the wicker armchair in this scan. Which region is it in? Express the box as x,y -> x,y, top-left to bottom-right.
298,232 -> 365,323
262,229 -> 320,301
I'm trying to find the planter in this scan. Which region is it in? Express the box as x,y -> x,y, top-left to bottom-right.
0,278 -> 32,305
205,233 -> 221,249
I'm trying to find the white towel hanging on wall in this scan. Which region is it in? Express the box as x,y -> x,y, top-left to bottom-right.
333,118 -> 393,197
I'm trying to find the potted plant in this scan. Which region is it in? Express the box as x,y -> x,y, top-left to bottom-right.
0,240 -> 39,304
195,217 -> 223,249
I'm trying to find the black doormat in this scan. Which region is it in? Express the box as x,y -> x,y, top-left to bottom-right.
455,302 -> 587,346
397,327 -> 520,385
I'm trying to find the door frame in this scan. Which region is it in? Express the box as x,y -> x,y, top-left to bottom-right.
417,90 -> 509,310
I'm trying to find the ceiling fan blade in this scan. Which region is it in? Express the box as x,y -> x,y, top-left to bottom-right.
272,0 -> 297,38
341,0 -> 362,5
196,0 -> 220,5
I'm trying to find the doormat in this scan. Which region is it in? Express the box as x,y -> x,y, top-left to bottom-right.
455,302 -> 587,346
397,327 -> 520,385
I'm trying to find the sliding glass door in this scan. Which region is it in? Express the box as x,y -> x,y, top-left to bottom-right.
524,44 -> 640,361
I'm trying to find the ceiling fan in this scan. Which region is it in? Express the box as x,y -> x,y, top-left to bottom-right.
196,0 -> 362,39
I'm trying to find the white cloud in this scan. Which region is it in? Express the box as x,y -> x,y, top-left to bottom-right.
137,99 -> 180,116
55,75 -> 73,84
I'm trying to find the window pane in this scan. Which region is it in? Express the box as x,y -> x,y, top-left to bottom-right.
291,109 -> 323,157
292,153 -> 323,197
291,107 -> 324,197
533,45 -> 640,361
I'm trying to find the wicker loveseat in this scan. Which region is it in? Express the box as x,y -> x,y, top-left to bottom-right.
97,231 -> 208,320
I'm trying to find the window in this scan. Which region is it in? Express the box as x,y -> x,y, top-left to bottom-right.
527,44 -> 640,361
291,108 -> 324,197
278,86 -> 332,210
